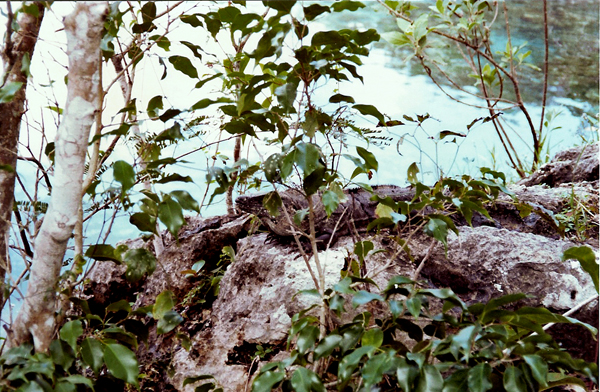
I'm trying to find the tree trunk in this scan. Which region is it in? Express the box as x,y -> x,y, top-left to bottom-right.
0,2 -> 44,308
10,2 -> 108,352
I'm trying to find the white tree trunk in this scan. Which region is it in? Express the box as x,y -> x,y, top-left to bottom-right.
0,2 -> 45,308
11,2 -> 108,352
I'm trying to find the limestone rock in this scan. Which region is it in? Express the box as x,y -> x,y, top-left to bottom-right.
518,143 -> 598,187
421,226 -> 595,307
421,225 -> 598,362
171,233 -> 416,391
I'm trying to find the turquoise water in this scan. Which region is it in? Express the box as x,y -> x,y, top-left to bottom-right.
310,0 -> 599,185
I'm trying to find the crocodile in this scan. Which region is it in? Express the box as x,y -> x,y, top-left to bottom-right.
235,185 -> 415,247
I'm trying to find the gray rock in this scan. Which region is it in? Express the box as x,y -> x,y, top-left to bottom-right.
421,225 -> 598,362
518,143 -> 598,187
421,226 -> 595,308
171,233 -> 416,391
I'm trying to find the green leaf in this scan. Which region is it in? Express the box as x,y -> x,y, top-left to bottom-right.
407,162 -> 419,184
363,350 -> 397,387
450,324 -> 479,361
354,240 -> 374,263
397,358 -> 419,392
468,363 -> 492,392
438,130 -> 466,140
303,165 -> 325,195
252,370 -> 285,392
130,212 -> 158,234
2,344 -> 33,366
352,28 -> 380,45
562,246 -> 598,293
191,97 -> 232,111
381,31 -> 411,46
295,142 -> 321,177
338,346 -> 375,383
303,3 -> 330,20
291,367 -> 325,392
123,248 -> 156,282
544,375 -> 587,390
158,198 -> 185,237
331,1 -> 365,12
375,203 -> 394,219
352,290 -> 383,307
50,339 -> 75,370
154,290 -> 177,319
515,306 -> 597,335
18,382 -> 46,392
232,13 -> 261,34
406,296 -> 422,319
314,334 -> 342,360
81,338 -> 104,375
275,77 -> 299,112
157,310 -> 184,334
170,190 -> 200,213
386,275 -> 416,290
195,73 -> 223,89
263,191 -> 282,217
113,160 -> 135,194
322,190 -> 340,217
60,320 -> 83,351
443,369 -> 469,392
146,95 -> 163,118
103,343 -> 139,387
297,325 -> 319,354
329,93 -> 355,104
328,294 -> 346,317
362,328 -> 383,348
516,202 -> 534,218
217,6 -> 241,23
311,30 -> 346,47
416,364 -> 444,392
418,288 -> 466,309
264,153 -> 283,183
157,173 -> 193,184
159,108 -> 181,122
21,52 -> 31,78
223,120 -> 257,137
356,146 -> 378,171
263,0 -> 296,12
503,365 -> 527,392
181,14 -> 203,27
293,208 -> 308,226
57,375 -> 93,390
353,104 -> 385,125
149,35 -> 170,51
168,55 -> 198,78
523,354 -> 548,387
0,81 -> 24,103
424,218 -> 448,248
21,3 -> 40,17
141,1 -> 156,22
106,299 -> 132,313
85,244 -> 122,263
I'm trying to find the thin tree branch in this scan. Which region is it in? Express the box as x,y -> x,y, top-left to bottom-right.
538,0 -> 549,150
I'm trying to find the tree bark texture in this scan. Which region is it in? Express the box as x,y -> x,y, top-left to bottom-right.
0,2 -> 44,307
11,2 -> 108,352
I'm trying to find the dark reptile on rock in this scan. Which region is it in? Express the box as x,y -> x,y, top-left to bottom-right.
236,185 -> 417,246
